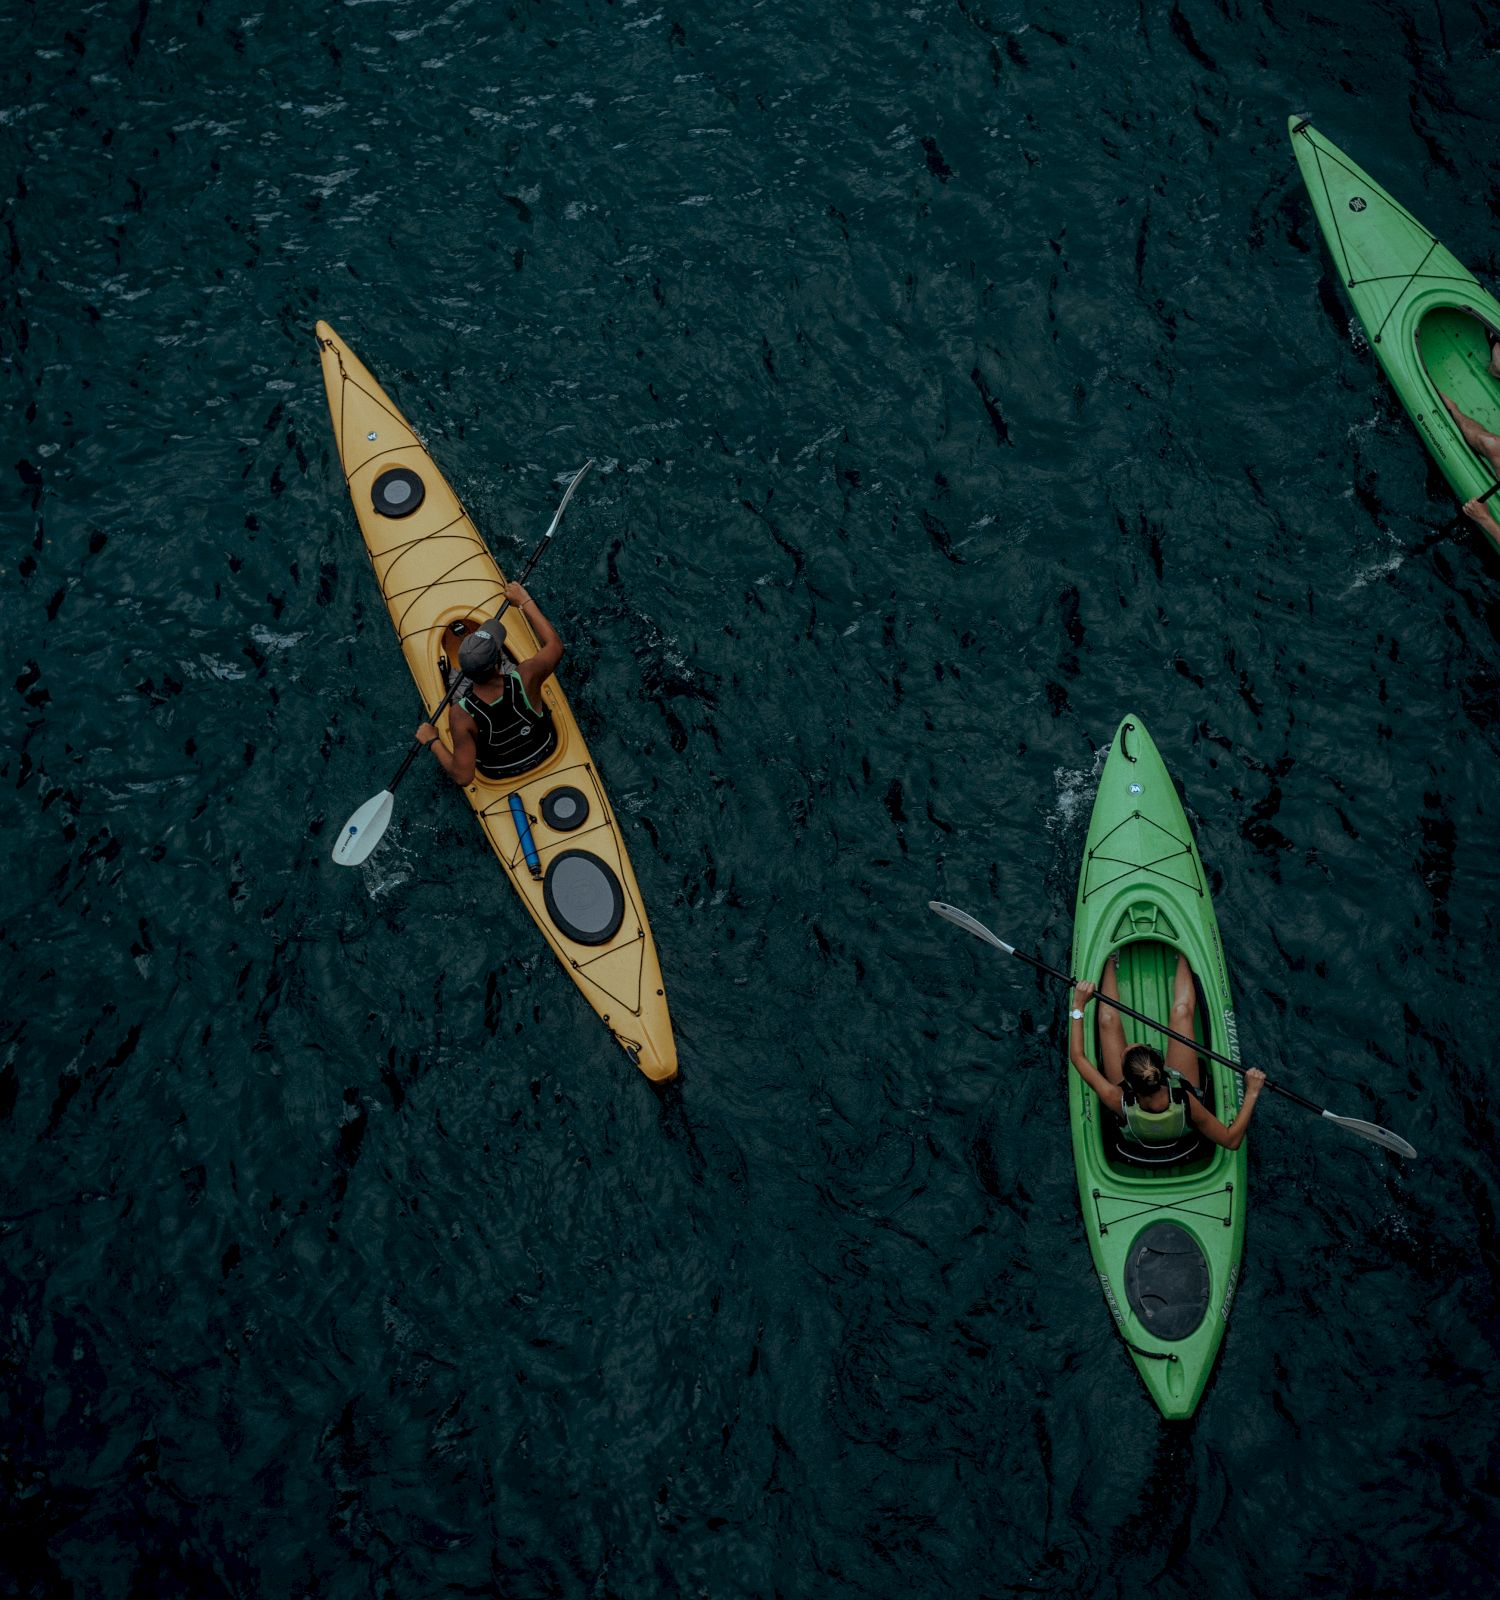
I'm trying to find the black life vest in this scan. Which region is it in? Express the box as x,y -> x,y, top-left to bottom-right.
460,669 -> 557,779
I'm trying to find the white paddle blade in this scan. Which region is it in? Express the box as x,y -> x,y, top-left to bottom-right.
332,790 -> 394,867
542,457 -> 595,539
927,901 -> 1015,955
1321,1110 -> 1418,1159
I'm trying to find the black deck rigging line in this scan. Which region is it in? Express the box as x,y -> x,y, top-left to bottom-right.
1307,134 -> 1356,287
377,512 -> 471,562
1092,1185 -> 1235,1236
1300,128 -> 1479,348
336,373 -> 426,482
393,550 -> 500,638
1083,849 -> 1197,899
384,546 -> 497,601
1089,811 -> 1190,855
396,585 -> 506,646
476,763 -> 650,1015
1347,270 -> 1477,288
1082,812 -> 1204,901
1369,237 -> 1441,345
1301,128 -> 1439,258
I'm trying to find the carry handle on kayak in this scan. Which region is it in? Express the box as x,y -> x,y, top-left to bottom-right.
927,902 -> 1418,1158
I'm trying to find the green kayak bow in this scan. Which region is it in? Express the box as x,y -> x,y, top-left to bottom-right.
1289,116 -> 1500,551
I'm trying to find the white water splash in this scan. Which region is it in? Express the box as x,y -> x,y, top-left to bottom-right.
1048,747 -> 1109,839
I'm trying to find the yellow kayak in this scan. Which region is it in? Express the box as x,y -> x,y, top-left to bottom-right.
315,320 -> 677,1081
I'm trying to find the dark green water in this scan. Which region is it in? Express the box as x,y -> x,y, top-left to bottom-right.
5,2 -> 1500,1595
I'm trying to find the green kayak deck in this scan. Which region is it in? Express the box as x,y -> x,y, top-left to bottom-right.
1289,116 -> 1500,552
1069,716 -> 1247,1420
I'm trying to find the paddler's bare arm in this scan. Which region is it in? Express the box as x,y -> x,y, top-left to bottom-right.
508,581 -> 564,701
1069,981 -> 1123,1115
415,704 -> 478,787
1187,1067 -> 1266,1149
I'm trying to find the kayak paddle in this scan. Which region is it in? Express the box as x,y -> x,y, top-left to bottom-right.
330,459 -> 595,867
928,900 -> 1418,1159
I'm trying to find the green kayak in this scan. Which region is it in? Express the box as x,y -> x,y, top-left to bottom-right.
1289,116 -> 1500,552
1069,716 -> 1247,1420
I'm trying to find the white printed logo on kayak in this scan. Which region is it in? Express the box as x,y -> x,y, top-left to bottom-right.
1221,1263 -> 1240,1323
1099,1274 -> 1126,1329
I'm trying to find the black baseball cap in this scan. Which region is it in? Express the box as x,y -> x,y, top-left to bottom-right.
458,624 -> 505,677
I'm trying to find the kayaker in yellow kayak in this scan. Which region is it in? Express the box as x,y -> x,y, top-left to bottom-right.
415,581 -> 563,784
1070,954 -> 1267,1150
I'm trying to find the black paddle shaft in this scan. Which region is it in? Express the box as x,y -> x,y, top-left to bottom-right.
384,526 -> 559,796
1010,945 -> 1329,1118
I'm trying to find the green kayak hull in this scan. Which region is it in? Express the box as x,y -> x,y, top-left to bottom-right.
1069,716 -> 1248,1421
1289,116 -> 1500,553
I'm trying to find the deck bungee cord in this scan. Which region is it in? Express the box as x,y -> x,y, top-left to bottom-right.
1291,120 -> 1477,343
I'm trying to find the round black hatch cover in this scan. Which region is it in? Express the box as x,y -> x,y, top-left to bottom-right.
543,850 -> 624,946
540,785 -> 590,832
371,466 -> 425,518
1123,1221 -> 1210,1341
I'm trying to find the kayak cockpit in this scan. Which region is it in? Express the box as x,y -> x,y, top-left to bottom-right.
1416,305 -> 1500,444
1094,936 -> 1219,1179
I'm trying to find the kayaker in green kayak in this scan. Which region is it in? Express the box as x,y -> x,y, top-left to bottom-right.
1432,387 -> 1500,544
1433,392 -> 1500,544
1461,496 -> 1500,545
1070,954 -> 1267,1150
1438,391 -> 1500,476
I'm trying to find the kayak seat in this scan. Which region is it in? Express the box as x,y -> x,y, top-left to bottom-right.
1106,1121 -> 1205,1168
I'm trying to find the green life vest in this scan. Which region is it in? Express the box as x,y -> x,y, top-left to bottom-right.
1120,1076 -> 1190,1144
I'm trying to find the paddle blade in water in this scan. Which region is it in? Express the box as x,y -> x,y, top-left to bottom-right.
1321,1109 -> 1418,1159
332,790 -> 394,867
927,901 -> 1015,955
